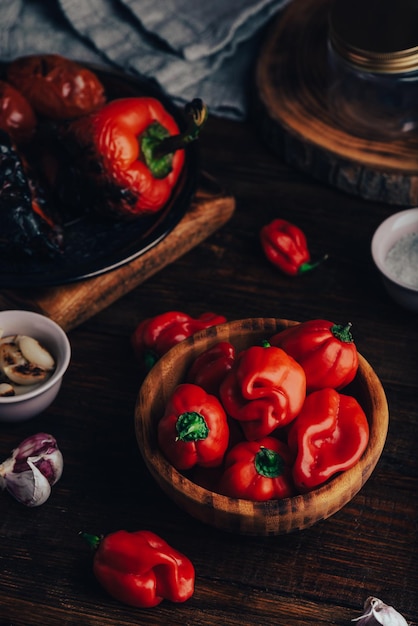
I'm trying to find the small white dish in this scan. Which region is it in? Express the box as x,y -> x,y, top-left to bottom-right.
371,208 -> 418,312
0,310 -> 71,422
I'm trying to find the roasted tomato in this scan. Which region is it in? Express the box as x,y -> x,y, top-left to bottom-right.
7,54 -> 106,120
0,80 -> 37,143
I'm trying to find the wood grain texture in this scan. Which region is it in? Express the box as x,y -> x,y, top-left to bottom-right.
0,172 -> 235,331
254,0 -> 418,205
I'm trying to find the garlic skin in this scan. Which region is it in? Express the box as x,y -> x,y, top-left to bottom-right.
352,597 -> 409,626
0,433 -> 63,507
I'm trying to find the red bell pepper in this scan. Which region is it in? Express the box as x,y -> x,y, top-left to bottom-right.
158,383 -> 229,470
269,319 -> 359,392
287,387 -> 369,491
81,529 -> 195,608
260,218 -> 326,276
219,437 -> 295,501
219,341 -> 306,441
186,341 -> 236,396
64,96 -> 207,217
132,310 -> 227,371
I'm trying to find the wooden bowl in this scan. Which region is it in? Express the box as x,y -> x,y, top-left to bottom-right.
134,318 -> 389,535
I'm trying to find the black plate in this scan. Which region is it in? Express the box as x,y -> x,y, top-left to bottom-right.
0,63 -> 198,288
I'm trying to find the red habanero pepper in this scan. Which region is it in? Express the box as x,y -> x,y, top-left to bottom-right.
65,97 -> 207,217
287,387 -> 369,491
81,530 -> 195,608
186,341 -> 236,396
132,310 -> 227,371
260,218 -> 327,276
158,383 -> 229,470
269,319 -> 359,392
219,341 -> 306,441
219,437 -> 295,501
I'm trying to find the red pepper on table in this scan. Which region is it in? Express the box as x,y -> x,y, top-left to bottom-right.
64,96 -> 207,218
158,383 -> 229,470
260,218 -> 327,276
132,310 -> 227,371
269,319 -> 359,392
287,387 -> 369,491
219,341 -> 306,441
219,437 -> 295,501
186,341 -> 236,396
81,529 -> 195,608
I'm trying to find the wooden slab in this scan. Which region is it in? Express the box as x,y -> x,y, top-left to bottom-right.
254,0 -> 418,206
0,172 -> 235,331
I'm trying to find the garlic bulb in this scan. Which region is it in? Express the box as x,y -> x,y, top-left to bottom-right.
0,433 -> 63,507
352,597 -> 409,626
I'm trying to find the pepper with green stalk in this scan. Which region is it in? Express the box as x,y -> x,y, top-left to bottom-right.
61,96 -> 208,218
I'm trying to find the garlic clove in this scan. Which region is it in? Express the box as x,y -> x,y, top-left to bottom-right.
5,462 -> 52,507
16,335 -> 55,371
0,382 -> 15,396
0,339 -> 49,386
352,597 -> 409,626
0,433 -> 63,507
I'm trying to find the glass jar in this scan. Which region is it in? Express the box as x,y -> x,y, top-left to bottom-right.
327,0 -> 418,139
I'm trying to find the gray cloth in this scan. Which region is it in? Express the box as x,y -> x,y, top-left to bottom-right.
0,0 -> 291,119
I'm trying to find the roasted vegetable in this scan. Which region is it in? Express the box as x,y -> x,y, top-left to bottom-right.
60,97 -> 207,218
0,79 -> 37,143
7,54 -> 106,120
0,129 -> 63,257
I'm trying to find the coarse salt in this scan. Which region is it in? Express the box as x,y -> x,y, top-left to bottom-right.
384,232 -> 418,288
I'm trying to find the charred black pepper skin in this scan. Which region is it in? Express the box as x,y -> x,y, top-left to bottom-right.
0,129 -> 63,257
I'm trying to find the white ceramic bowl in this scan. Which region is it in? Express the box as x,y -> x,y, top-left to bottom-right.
0,310 -> 71,422
371,208 -> 418,312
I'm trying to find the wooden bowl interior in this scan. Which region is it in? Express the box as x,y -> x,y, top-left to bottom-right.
135,318 -> 389,535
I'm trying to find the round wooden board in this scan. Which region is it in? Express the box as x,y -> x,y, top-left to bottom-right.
254,0 -> 418,206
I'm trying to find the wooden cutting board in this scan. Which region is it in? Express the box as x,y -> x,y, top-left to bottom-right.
254,0 -> 418,206
0,172 -> 235,331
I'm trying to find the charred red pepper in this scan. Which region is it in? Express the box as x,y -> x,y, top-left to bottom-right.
132,310 -> 227,371
186,341 -> 236,396
219,437 -> 295,501
219,341 -> 306,441
7,54 -> 106,119
287,387 -> 369,491
270,319 -> 359,392
81,529 -> 195,608
64,96 -> 207,218
0,80 -> 37,143
260,218 -> 326,276
158,383 -> 229,470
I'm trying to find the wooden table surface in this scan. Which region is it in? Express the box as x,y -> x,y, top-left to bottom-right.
0,111 -> 417,626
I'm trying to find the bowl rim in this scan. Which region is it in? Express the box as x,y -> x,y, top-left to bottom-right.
371,207 -> 418,291
0,310 -> 71,404
135,317 -> 389,534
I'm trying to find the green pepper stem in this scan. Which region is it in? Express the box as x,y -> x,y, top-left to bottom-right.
255,447 -> 284,478
176,411 -> 209,442
298,254 -> 329,274
331,322 -> 354,343
79,532 -> 102,551
153,99 -> 208,158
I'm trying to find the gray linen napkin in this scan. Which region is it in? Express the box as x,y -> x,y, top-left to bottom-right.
0,0 -> 291,119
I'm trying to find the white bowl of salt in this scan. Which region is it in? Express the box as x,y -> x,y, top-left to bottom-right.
371,208 -> 418,312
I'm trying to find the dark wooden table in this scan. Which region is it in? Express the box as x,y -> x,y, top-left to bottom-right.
0,111 -> 417,626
